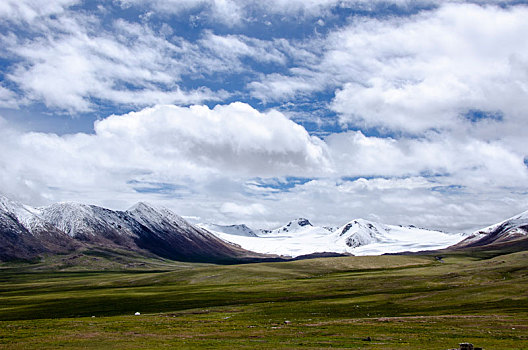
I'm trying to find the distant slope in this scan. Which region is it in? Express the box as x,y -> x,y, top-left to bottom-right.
126,203 -> 265,263
452,210 -> 528,249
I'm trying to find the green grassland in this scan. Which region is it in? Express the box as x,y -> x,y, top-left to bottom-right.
0,248 -> 527,349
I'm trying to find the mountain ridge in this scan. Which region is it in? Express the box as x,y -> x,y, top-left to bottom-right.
451,210 -> 528,249
0,195 -> 270,263
204,216 -> 467,258
2,194 -> 527,262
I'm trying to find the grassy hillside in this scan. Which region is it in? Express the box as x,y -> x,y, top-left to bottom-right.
0,250 -> 527,349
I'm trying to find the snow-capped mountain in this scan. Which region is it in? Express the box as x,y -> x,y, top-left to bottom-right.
3,192 -> 527,262
0,195 -> 266,263
452,210 -> 528,248
334,220 -> 464,256
207,217 -> 465,258
258,218 -> 315,235
0,196 -> 78,260
198,223 -> 258,237
124,202 -> 262,263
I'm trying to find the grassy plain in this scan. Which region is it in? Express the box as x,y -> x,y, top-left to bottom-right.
0,249 -> 527,349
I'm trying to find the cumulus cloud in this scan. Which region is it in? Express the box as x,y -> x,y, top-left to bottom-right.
0,103 -> 330,206
0,7 -> 300,113
330,4 -> 528,133
95,102 -> 330,176
220,202 -> 268,217
249,3 -> 528,137
326,131 -> 528,187
248,74 -> 323,103
2,1 -> 528,231
116,0 -> 349,26
118,0 -> 511,27
2,102 -> 527,231
238,174 -> 528,232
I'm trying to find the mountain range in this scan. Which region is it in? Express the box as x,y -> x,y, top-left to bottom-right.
200,218 -> 466,257
1,194 -> 527,263
0,195 -> 268,263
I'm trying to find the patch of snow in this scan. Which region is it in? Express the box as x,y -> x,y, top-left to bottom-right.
0,195 -> 52,234
257,218 -> 313,236
458,209 -> 528,245
208,217 -> 465,258
126,202 -> 193,232
198,223 -> 258,237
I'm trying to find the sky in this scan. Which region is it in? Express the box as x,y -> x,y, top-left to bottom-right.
1,0 -> 528,232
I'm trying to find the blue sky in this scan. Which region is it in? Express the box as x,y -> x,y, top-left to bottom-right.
1,0 -> 528,231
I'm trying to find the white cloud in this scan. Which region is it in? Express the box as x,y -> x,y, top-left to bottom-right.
94,102 -> 330,176
330,4 -> 528,133
121,0 -> 504,27
2,103 -> 527,231
117,0 -> 244,26
249,3 -> 528,136
0,85 -> 19,108
220,202 -> 268,217
4,16 -> 228,112
0,103 -> 330,207
0,0 -> 78,23
1,7 -> 300,112
2,1 -> 528,231
325,131 -> 528,187
248,74 -> 320,103
245,176 -> 528,232
199,32 -> 287,66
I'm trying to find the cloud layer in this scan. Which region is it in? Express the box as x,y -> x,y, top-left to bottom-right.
1,1 -> 528,231
1,101 -> 527,231
0,103 -> 329,203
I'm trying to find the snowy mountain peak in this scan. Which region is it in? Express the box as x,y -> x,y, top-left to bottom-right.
453,209 -> 528,248
0,195 -> 50,233
0,195 -> 27,217
295,218 -> 312,227
340,219 -> 376,236
263,218 -> 314,234
206,215 -> 465,258
127,201 -> 158,213
0,194 -> 13,211
36,202 -> 126,237
198,223 -> 258,237
0,193 -> 264,263
127,201 -> 191,231
337,219 -> 386,247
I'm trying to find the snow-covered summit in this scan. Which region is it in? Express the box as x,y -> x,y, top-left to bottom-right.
198,223 -> 258,237
35,202 -> 123,237
207,216 -> 465,258
0,195 -> 37,227
259,218 -> 314,235
453,209 -> 528,248
0,195 -> 57,234
336,219 -> 385,248
126,201 -> 193,232
0,193 -> 263,262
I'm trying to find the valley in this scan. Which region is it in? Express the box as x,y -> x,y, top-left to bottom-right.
1,249 -> 527,349
1,194 -> 528,349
